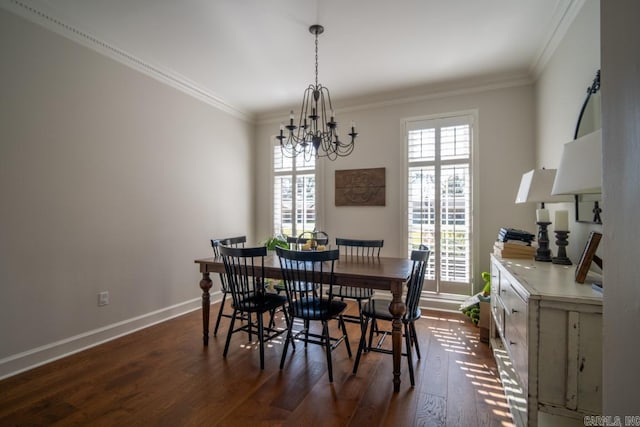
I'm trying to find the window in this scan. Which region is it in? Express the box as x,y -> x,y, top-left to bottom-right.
273,143 -> 316,238
405,114 -> 473,296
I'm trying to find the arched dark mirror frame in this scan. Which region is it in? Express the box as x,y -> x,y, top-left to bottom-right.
573,70 -> 602,224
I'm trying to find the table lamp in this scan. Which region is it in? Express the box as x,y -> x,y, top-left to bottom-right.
516,168 -> 573,261
551,129 -> 603,224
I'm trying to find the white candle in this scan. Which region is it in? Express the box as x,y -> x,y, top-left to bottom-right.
536,208 -> 549,223
555,210 -> 569,231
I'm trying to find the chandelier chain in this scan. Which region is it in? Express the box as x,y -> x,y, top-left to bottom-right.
315,31 -> 319,88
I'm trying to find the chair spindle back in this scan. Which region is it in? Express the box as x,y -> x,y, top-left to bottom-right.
218,245 -> 266,309
405,247 -> 430,318
211,236 -> 247,292
275,247 -> 339,317
335,238 -> 383,258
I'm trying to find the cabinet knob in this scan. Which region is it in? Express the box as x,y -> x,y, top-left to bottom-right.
510,340 -> 517,346
511,308 -> 518,314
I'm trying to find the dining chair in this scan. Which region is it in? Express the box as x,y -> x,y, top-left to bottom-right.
210,236 -> 247,336
332,238 -> 384,329
270,234 -> 330,295
352,246 -> 430,386
275,246 -> 351,383
219,244 -> 288,369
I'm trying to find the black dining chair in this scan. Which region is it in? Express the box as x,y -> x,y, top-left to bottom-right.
352,246 -> 430,386
219,244 -> 289,369
332,238 -> 384,329
270,234 -> 331,295
275,246 -> 351,383
210,236 -> 246,336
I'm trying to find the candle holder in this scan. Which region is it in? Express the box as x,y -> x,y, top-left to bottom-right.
535,221 -> 552,262
552,230 -> 572,265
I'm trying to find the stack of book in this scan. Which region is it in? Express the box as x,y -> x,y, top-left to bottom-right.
493,240 -> 536,259
494,228 -> 536,259
497,228 -> 535,244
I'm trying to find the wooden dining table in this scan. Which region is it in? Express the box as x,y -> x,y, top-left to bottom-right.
194,253 -> 414,392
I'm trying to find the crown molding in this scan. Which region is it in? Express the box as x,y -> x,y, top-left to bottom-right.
530,0 -> 586,79
257,73 -> 533,125
1,0 -> 254,123
2,0 -> 578,126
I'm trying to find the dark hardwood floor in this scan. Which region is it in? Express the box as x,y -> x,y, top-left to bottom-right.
0,301 -> 514,426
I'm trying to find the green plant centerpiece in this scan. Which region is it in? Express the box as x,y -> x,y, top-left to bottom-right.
261,235 -> 289,293
262,234 -> 289,251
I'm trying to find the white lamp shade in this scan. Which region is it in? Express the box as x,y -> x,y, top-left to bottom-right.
552,129 -> 602,195
515,169 -> 573,204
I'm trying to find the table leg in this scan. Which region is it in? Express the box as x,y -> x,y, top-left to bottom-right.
200,272 -> 212,345
389,282 -> 406,392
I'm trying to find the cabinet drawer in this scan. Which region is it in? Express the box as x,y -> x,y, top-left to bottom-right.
492,337 -> 527,427
505,325 -> 528,391
501,277 -> 528,389
501,281 -> 528,340
491,294 -> 505,338
491,263 -> 501,296
490,262 -> 504,338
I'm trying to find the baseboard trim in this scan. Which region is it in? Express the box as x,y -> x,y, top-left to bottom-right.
0,291 -> 222,380
421,293 -> 468,313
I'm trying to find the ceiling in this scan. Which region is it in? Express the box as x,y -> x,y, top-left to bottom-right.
8,0 -> 577,119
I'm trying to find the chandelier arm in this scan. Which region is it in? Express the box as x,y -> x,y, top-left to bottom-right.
290,86 -> 312,144
301,86 -> 313,131
320,86 -> 330,138
310,90 -> 317,139
315,87 -> 325,142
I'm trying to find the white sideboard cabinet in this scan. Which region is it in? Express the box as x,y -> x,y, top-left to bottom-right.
489,254 -> 602,426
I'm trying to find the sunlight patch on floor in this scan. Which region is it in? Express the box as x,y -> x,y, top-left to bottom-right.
429,326 -> 479,356
455,354 -> 514,426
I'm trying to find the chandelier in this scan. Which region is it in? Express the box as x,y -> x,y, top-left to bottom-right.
277,25 -> 357,161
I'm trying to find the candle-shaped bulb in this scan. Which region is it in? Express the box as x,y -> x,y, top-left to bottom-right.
289,110 -> 294,120
351,120 -> 356,129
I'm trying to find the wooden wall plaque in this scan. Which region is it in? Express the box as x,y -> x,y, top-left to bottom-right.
335,168 -> 385,206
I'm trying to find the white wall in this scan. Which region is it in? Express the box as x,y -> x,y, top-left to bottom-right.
601,1 -> 640,415
255,82 -> 536,294
535,0 -> 601,262
0,9 -> 253,377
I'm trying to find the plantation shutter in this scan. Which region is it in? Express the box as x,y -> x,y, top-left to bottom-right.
407,116 -> 472,295
273,143 -> 316,238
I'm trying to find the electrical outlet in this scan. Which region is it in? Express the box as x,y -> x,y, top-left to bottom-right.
98,291 -> 109,306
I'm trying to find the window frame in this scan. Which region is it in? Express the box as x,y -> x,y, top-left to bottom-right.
401,111 -> 478,297
269,137 -> 324,239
